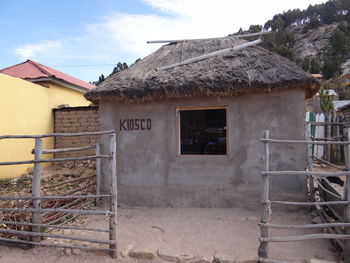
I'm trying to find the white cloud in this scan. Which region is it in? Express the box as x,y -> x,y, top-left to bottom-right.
15,40 -> 64,60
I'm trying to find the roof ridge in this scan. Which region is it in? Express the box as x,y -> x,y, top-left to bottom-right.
27,60 -> 53,77
26,59 -> 55,77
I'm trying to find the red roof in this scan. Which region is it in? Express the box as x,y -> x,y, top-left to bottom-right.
0,60 -> 95,91
311,73 -> 323,79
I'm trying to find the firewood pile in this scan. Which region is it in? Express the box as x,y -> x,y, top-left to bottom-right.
0,165 -> 96,240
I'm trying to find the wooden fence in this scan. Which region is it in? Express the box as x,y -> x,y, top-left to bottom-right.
258,129 -> 350,263
0,130 -> 117,258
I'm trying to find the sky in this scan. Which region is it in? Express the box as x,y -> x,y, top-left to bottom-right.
0,0 -> 327,83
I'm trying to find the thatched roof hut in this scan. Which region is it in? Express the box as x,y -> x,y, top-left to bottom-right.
85,37 -> 319,103
87,37 -> 320,208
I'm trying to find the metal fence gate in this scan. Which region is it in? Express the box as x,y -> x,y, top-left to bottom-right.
0,130 -> 117,258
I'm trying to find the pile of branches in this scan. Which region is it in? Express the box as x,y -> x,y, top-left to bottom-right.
0,171 -> 96,240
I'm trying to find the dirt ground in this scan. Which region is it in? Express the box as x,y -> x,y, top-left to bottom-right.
0,207 -> 339,263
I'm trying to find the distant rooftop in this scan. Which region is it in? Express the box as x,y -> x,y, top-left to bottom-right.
311,73 -> 323,79
0,60 -> 95,91
333,100 -> 350,110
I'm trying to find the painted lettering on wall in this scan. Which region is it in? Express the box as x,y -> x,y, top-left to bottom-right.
120,119 -> 152,131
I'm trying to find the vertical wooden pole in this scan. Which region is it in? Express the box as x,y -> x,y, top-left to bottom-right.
259,130 -> 270,259
335,115 -> 340,163
326,113 -> 331,162
344,128 -> 350,263
95,143 -> 101,206
32,138 -> 42,242
109,133 -> 117,258
306,124 -> 315,202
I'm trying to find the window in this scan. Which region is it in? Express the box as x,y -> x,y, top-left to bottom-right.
178,107 -> 227,155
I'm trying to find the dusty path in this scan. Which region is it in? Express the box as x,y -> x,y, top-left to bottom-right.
0,207 -> 338,263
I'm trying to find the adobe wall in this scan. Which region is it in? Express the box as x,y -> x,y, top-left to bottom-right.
98,88 -> 307,209
340,106 -> 350,128
53,106 -> 100,158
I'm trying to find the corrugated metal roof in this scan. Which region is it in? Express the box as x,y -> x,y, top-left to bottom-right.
334,100 -> 350,110
0,60 -> 95,91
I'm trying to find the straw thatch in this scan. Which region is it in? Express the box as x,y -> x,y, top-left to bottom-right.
85,37 -> 319,103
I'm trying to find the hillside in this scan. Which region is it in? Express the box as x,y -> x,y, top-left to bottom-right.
248,0 -> 350,80
292,23 -> 338,58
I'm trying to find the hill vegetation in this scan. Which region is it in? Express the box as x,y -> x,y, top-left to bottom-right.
243,0 -> 350,80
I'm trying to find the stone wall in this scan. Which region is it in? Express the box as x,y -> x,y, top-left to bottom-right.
53,106 -> 100,158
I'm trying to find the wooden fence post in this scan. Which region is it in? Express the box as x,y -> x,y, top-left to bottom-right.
109,133 -> 117,258
32,138 -> 42,242
344,128 -> 350,263
259,130 -> 270,259
95,143 -> 101,206
306,123 -> 315,202
326,113 -> 331,162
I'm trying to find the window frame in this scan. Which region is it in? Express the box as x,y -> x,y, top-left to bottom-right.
175,105 -> 229,157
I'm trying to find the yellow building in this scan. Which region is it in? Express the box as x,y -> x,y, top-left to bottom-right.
0,60 -> 95,178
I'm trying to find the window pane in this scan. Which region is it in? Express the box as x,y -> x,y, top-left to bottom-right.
180,109 -> 226,155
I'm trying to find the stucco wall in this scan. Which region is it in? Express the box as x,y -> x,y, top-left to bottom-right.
0,74 -> 89,178
98,88 -> 307,208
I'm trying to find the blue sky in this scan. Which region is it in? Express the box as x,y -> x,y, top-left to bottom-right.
0,0 -> 326,83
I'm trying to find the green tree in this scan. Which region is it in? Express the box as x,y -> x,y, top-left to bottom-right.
98,74 -> 105,83
322,56 -> 340,79
248,25 -> 262,33
320,1 -> 337,24
271,16 -> 285,32
301,57 -> 310,72
264,20 -> 273,31
236,28 -> 244,35
309,13 -> 320,28
330,28 -> 350,55
111,62 -> 129,75
310,58 -> 321,73
274,45 -> 294,60
130,58 -> 141,67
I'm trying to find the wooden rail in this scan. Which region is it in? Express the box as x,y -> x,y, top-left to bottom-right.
0,207 -> 116,215
0,194 -> 110,201
259,222 -> 350,229
0,155 -> 111,166
0,237 -> 115,251
147,31 -> 271,44
261,138 -> 350,145
0,130 -> 115,139
269,200 -> 350,206
0,228 -> 115,245
259,258 -> 299,263
41,145 -> 96,154
261,171 -> 350,177
0,220 -> 112,233
260,234 -> 350,242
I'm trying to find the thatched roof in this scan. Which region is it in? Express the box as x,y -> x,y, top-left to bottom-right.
85,37 -> 319,103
